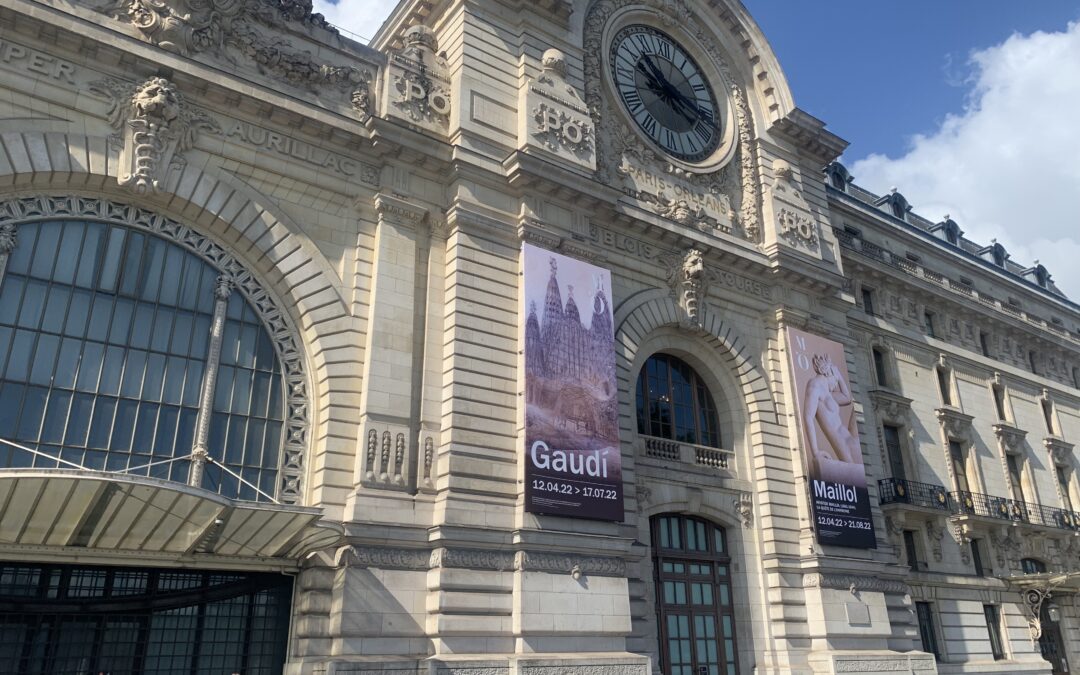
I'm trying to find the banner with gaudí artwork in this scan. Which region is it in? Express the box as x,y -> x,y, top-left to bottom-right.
522,243 -> 623,521
786,327 -> 876,548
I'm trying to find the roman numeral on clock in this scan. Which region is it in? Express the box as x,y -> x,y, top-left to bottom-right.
640,115 -> 658,137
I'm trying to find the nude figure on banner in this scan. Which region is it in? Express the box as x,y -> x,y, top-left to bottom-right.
803,353 -> 867,487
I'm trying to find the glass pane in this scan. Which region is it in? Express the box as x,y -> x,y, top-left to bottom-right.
0,218 -> 285,501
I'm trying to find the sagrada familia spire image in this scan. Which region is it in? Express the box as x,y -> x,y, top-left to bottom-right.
525,254 -> 618,454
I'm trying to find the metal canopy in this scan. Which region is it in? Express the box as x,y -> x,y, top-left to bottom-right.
1007,571 -> 1080,592
1005,571 -> 1080,643
0,469 -> 343,563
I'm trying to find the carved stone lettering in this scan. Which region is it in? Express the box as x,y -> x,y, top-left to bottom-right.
520,48 -> 596,170
384,26 -> 451,135
0,39 -> 77,84
223,120 -> 377,183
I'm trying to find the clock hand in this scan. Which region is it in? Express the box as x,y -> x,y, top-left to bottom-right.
640,56 -> 704,126
634,61 -> 667,98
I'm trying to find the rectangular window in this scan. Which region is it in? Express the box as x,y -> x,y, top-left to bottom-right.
873,348 -> 888,387
971,538 -> 986,577
916,602 -> 941,659
903,530 -> 922,571
923,311 -> 936,338
949,440 -> 970,493
1058,467 -> 1074,512
979,331 -> 991,357
862,287 -> 876,317
984,604 -> 1006,660
883,424 -> 906,480
992,386 -> 1008,421
1007,454 -> 1027,503
1042,399 -> 1056,435
936,369 -> 952,406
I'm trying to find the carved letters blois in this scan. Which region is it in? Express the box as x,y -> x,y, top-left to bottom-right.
587,224 -> 773,301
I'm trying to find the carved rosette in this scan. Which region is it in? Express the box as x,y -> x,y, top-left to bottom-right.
582,0 -> 760,242
90,77 -> 220,194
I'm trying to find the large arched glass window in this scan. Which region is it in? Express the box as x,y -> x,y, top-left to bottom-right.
0,219 -> 286,501
636,354 -> 720,448
652,514 -> 738,675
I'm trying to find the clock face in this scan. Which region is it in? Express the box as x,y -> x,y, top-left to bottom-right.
609,25 -> 721,163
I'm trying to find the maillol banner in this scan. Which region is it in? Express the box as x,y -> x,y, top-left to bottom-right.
786,327 -> 876,548
522,243 -> 623,521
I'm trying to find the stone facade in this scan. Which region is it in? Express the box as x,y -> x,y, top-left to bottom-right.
0,0 -> 1077,674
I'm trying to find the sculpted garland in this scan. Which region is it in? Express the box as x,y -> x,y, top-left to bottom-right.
91,0 -> 372,117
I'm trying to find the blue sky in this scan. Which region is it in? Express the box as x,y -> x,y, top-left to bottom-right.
318,1 -> 1080,299
744,1 -> 1080,160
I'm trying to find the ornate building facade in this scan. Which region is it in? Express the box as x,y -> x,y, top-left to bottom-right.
0,0 -> 1077,673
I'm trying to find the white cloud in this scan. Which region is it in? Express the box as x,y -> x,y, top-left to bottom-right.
313,0 -> 399,43
850,22 -> 1080,300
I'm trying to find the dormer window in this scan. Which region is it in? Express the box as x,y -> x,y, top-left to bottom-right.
875,189 -> 910,223
825,161 -> 851,192
935,216 -> 962,246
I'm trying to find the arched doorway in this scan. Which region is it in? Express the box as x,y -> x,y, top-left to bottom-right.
652,514 -> 738,675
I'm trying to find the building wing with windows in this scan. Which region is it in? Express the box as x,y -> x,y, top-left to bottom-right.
0,0 -> 1078,674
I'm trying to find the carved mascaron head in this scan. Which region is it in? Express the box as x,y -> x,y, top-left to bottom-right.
132,78 -> 180,125
682,248 -> 704,280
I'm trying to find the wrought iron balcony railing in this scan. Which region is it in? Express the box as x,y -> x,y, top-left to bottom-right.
878,478 -> 951,511
950,490 -> 1080,531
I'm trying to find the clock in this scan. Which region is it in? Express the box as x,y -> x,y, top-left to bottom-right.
609,24 -> 721,163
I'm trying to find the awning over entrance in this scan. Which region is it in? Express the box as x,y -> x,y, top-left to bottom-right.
1005,571 -> 1080,644
1007,571 -> 1080,592
0,469 -> 343,564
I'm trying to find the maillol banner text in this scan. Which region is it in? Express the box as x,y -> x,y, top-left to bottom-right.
786,327 -> 876,548
522,243 -> 623,521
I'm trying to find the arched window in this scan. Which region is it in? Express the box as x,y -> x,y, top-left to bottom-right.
636,354 -> 720,448
652,514 -> 738,675
0,218 -> 287,501
1021,558 -> 1047,575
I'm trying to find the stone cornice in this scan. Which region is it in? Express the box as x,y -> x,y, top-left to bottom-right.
803,573 -> 910,595
868,388 -> 913,424
767,108 -> 848,165
374,192 -> 429,225
935,406 -> 974,439
1044,435 -> 1075,466
336,545 -> 629,577
992,422 -> 1028,455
